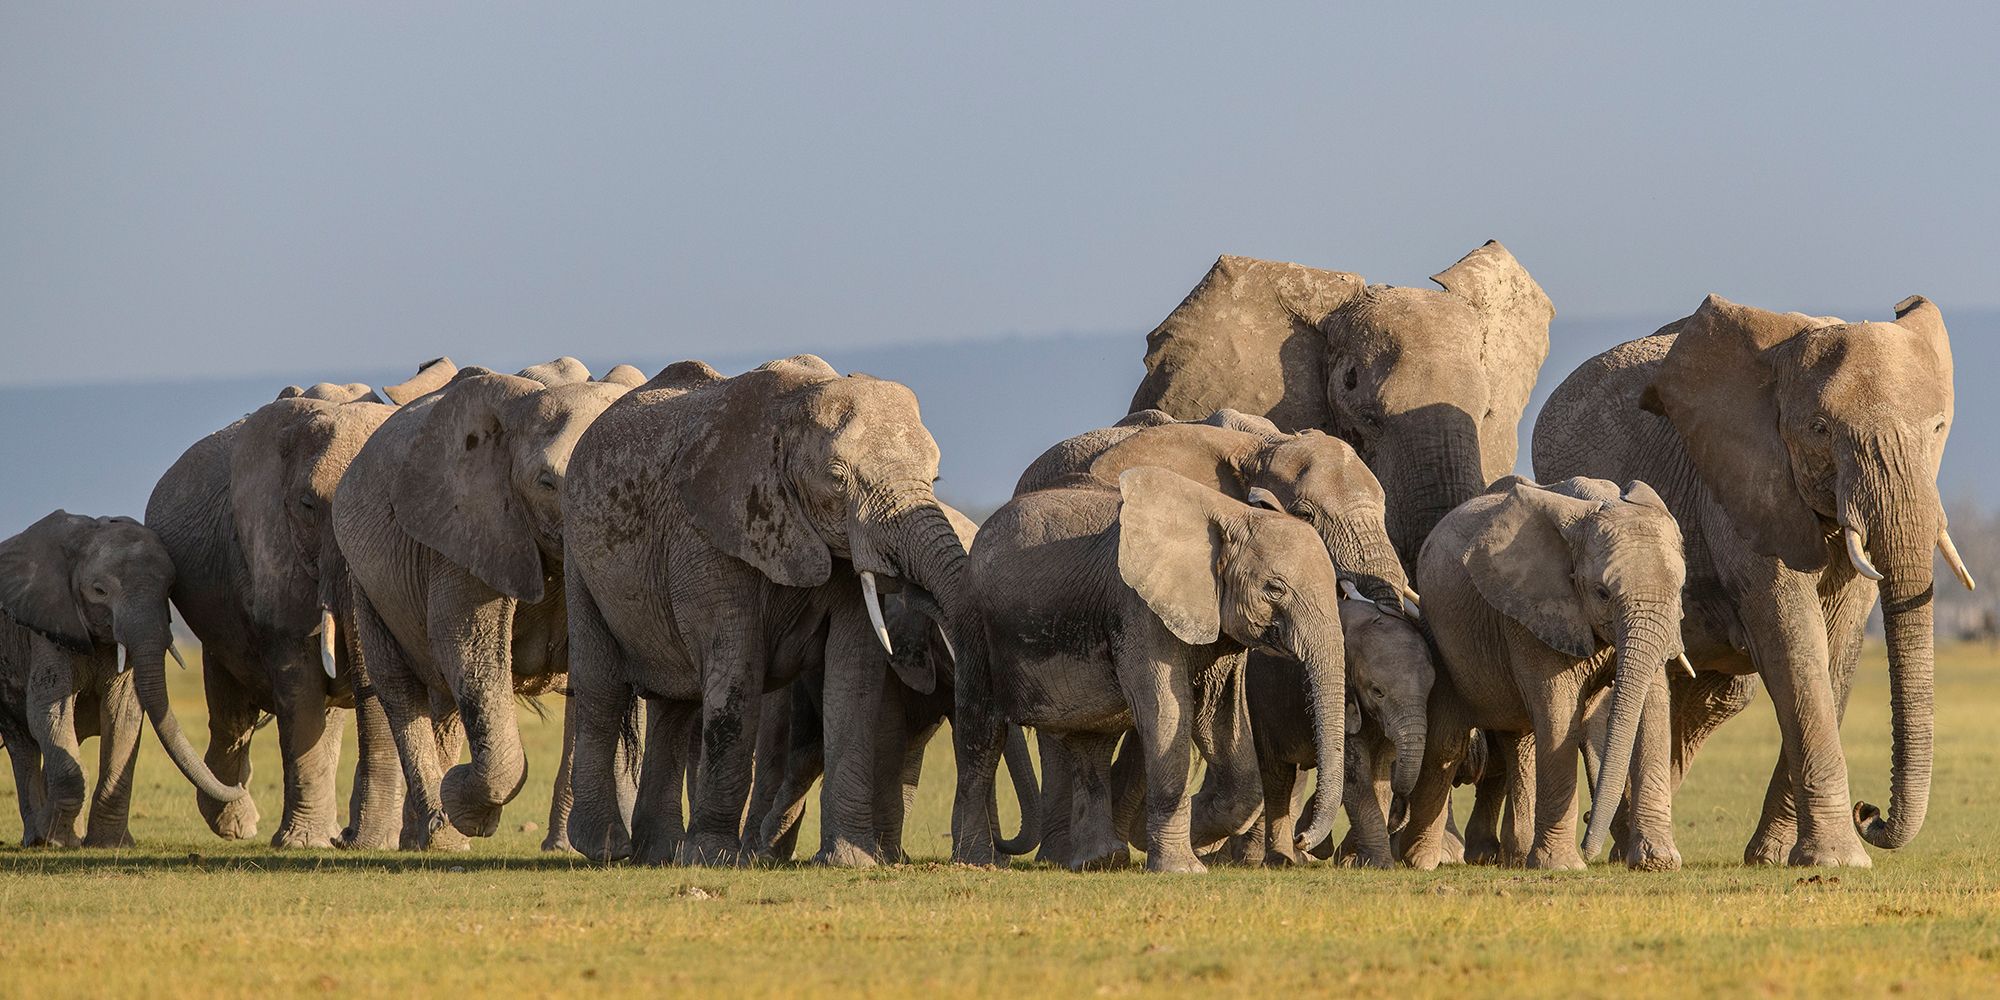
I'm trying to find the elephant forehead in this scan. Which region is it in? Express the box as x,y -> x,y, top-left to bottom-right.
1346,286 -> 1482,342
1794,324 -> 1951,410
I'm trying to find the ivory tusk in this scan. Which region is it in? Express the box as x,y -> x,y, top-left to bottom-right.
169,644 -> 188,671
1400,585 -> 1423,620
1338,579 -> 1366,603
1400,585 -> 1422,608
935,623 -> 957,664
1938,529 -> 1976,591
1843,526 -> 1884,581
860,571 -> 894,656
1675,652 -> 1696,678
320,609 -> 339,678
116,643 -> 128,674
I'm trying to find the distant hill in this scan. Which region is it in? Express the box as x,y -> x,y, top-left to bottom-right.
3,309 -> 1993,536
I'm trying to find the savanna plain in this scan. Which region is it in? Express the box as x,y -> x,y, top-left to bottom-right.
1,644 -> 1996,998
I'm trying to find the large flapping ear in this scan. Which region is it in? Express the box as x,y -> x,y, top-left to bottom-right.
1892,295 -> 1953,380
516,357 -> 593,387
381,358 -> 459,405
228,400 -> 324,617
1117,466 -> 1227,645
599,364 -> 648,388
664,364 -> 834,588
1620,480 -> 1671,514
0,510 -> 95,649
391,373 -> 548,601
1432,240 -> 1555,456
1460,482 -> 1599,659
1130,255 -> 1365,432
1640,294 -> 1825,571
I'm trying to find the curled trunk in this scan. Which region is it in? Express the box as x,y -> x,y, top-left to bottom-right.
1852,487 -> 1940,849
1292,630 -> 1347,851
1581,606 -> 1674,859
123,619 -> 246,803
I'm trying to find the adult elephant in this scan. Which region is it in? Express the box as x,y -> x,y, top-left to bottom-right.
0,512 -> 247,845
1128,241 -> 1554,567
148,360 -> 457,849
334,359 -> 642,849
562,356 -> 987,867
1533,295 -> 1970,866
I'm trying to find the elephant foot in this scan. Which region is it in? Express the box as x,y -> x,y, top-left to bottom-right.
1625,835 -> 1682,872
679,833 -> 746,867
44,828 -> 82,849
1339,849 -> 1393,870
1525,844 -> 1586,871
1069,845 -> 1132,872
81,829 -> 135,849
1743,831 -> 1795,866
1462,832 -> 1502,866
1787,832 -> 1871,868
202,794 -> 260,841
541,831 -> 574,854
1145,849 -> 1207,874
272,826 -> 340,849
337,822 -> 398,851
812,838 -> 880,869
632,836 -> 678,867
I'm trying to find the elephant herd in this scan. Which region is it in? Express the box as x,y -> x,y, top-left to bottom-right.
0,240 -> 1971,873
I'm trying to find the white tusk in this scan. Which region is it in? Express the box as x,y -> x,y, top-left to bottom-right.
1400,585 -> 1423,620
1938,529 -> 1975,591
1400,585 -> 1422,609
1675,652 -> 1696,678
859,571 -> 894,656
1339,579 -> 1366,603
1843,526 -> 1884,581
935,623 -> 957,664
169,644 -> 189,671
116,643 -> 128,674
319,608 -> 339,678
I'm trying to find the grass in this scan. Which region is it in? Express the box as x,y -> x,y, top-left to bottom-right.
2,645 -> 1997,997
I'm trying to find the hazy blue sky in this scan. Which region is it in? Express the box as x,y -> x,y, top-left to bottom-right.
4,3 -> 1996,385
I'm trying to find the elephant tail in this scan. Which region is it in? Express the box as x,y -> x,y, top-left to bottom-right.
993,724 -> 1041,856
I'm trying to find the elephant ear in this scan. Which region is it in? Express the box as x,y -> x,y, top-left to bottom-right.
1200,408 -> 1284,438
382,357 -> 459,405
1117,467 -> 1227,646
1460,482 -> 1599,659
600,364 -> 648,388
665,364 -> 834,588
391,373 -> 548,601
1621,480 -> 1671,514
1639,294 -> 1826,571
1432,241 -> 1555,476
1892,295 -> 1953,383
299,382 -> 378,403
228,400 -> 321,623
0,510 -> 94,649
516,357 -> 592,387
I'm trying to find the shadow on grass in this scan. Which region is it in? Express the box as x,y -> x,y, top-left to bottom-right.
0,848 -> 893,876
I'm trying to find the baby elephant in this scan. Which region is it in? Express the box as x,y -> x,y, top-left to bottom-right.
973,467 -> 1347,872
1404,477 -> 1688,871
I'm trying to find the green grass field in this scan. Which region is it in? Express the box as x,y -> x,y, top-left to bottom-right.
2,645 -> 1997,998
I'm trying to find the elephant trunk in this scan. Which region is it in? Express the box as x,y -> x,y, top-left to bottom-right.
1316,510 -> 1412,611
1379,414 -> 1488,571
992,725 -> 1041,856
1292,611 -> 1348,851
1389,710 -> 1427,802
1581,602 -> 1675,860
119,603 -> 247,804
1848,468 -> 1942,850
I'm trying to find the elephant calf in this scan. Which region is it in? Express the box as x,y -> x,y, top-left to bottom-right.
0,512 -> 246,846
1404,477 -> 1688,871
972,467 -> 1347,873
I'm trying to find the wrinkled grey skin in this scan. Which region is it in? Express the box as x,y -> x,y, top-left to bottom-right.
146,360 -> 457,849
743,506 -> 1041,864
972,468 -> 1346,873
1404,477 -> 1687,871
1129,242 -> 1553,569
0,512 -> 246,846
333,359 -> 637,849
562,357 -> 985,867
1534,294 -> 1964,867
1243,597 -> 1435,868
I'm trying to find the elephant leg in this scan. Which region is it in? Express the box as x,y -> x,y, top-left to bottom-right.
1058,731 -> 1128,871
1500,732 -> 1536,866
542,693 -> 578,853
1186,661 -> 1260,854
197,657 -> 261,840
353,593 -> 452,851
812,607 -> 883,868
757,682 -> 822,863
342,670 -> 405,850
1342,738 -> 1393,869
562,573 -> 634,862
1527,703 -> 1584,871
1746,581 -> 1875,865
1398,687 -> 1471,870
1034,731 -> 1074,867
1463,732 -> 1507,865
897,718 -> 941,863
25,658 -> 84,848
742,687 -> 794,859
431,583 -> 525,840
633,696 -> 698,866
271,662 -> 346,848
1261,764 -> 1303,866
3,732 -> 43,846
1624,667 -> 1681,870
681,632 -> 768,868
1120,656 -> 1202,874
1735,574 -> 1869,868
82,671 -> 141,847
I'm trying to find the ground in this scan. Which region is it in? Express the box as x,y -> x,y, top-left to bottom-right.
1,644 -> 1996,998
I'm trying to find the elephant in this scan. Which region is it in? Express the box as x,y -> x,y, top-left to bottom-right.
332,358 -> 643,849
561,356 -> 988,867
971,466 -> 1347,872
743,503 -> 1041,864
146,359 -> 458,849
1128,241 -> 1554,569
1401,477 -> 1688,871
0,512 -> 247,846
1532,294 -> 1970,867
1244,594 -> 1436,868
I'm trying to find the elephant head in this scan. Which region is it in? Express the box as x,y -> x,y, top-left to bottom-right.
1115,466 -> 1347,851
390,360 -> 633,602
1130,241 -> 1554,565
1243,429 -> 1413,611
1641,293 -> 1965,850
1452,476 -> 1686,859
0,512 -> 246,805
1337,593 -> 1434,807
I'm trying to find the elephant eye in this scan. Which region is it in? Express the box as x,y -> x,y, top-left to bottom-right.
298,494 -> 316,510
1343,366 -> 1358,391
1263,580 -> 1288,600
1809,416 -> 1829,436
1935,420 -> 1947,435
89,583 -> 108,598
1594,584 -> 1611,602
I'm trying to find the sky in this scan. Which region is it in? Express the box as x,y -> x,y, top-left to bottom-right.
4,3 -> 1998,385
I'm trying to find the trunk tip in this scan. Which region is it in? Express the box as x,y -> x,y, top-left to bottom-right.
1853,801 -> 1902,849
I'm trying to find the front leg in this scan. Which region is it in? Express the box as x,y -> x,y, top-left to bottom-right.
1033,731 -> 1075,866
1186,655 -> 1260,853
429,574 -> 526,840
26,643 -> 86,848
1624,666 -> 1681,870
681,629 -> 767,868
1397,681 -> 1472,870
82,669 -> 141,847
814,604 -> 884,867
1120,651 -> 1202,873
197,657 -> 261,840
351,592 -> 453,851
1,719 -> 44,845
271,657 -> 346,848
